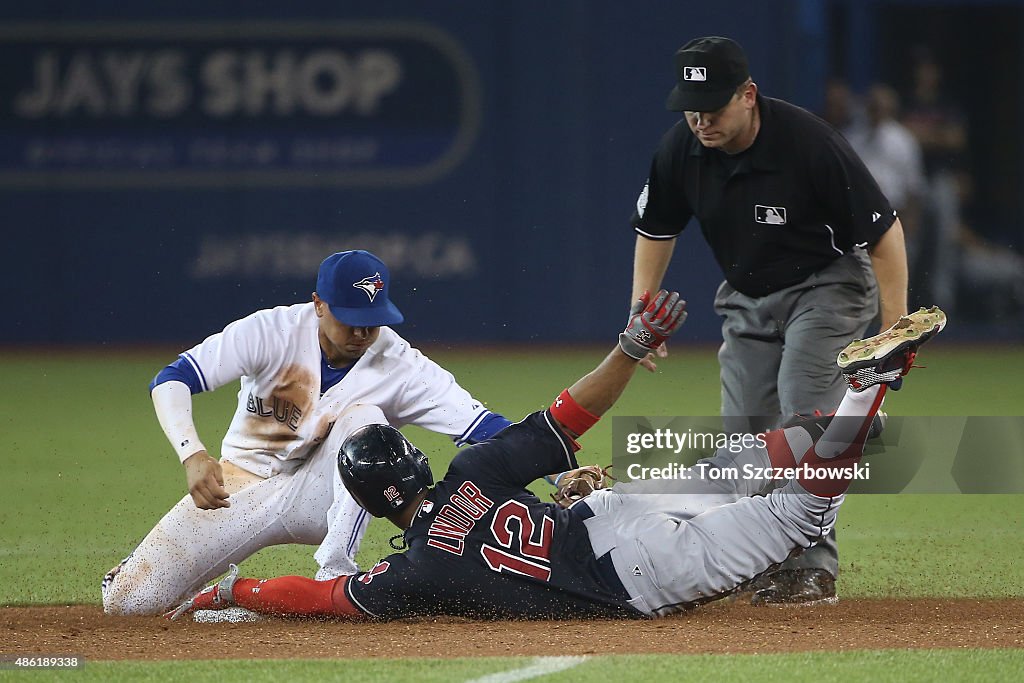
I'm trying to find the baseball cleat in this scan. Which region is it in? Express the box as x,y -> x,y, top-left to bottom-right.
101,555 -> 132,597
838,306 -> 946,392
167,563 -> 241,621
749,569 -> 838,607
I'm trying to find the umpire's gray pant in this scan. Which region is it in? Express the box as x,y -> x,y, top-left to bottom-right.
713,250 -> 878,577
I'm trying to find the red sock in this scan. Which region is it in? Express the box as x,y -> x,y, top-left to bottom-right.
764,386 -> 887,497
232,576 -> 362,618
797,387 -> 887,497
764,429 -> 798,471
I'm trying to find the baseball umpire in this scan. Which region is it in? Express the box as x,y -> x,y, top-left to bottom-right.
168,295 -> 945,622
102,250 -> 511,615
629,37 -> 909,604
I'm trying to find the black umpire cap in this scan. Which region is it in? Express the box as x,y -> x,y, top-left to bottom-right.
666,36 -> 750,112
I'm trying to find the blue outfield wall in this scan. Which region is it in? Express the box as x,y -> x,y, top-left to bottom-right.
0,1 -> 986,346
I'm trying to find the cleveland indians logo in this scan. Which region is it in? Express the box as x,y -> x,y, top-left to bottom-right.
352,272 -> 385,302
358,560 -> 390,585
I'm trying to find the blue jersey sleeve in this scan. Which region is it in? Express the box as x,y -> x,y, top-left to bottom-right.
461,412 -> 512,445
148,354 -> 206,394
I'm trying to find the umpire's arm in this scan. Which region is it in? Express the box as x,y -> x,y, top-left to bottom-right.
869,218 -> 909,329
631,236 -> 677,303
555,291 -> 686,435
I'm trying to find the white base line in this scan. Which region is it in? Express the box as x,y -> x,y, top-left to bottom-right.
464,656 -> 589,683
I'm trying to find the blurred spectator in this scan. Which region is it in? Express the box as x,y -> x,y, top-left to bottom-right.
822,80 -> 930,314
821,78 -> 863,132
845,84 -> 927,242
898,49 -> 1024,321
932,172 -> 1024,320
901,48 -> 968,178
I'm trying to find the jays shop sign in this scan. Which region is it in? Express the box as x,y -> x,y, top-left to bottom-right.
0,22 -> 481,187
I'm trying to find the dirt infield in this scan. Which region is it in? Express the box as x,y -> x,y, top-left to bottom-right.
2,599 -> 1022,660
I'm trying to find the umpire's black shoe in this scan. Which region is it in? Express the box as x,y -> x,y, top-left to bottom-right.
748,568 -> 838,606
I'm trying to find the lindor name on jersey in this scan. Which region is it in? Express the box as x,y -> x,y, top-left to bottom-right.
425,481 -> 494,556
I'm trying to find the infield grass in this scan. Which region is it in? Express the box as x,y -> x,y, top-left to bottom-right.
6,650 -> 1024,682
1,346 -> 1022,604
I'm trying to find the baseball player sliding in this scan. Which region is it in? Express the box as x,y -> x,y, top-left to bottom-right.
102,250 -> 511,616
169,295 -> 946,621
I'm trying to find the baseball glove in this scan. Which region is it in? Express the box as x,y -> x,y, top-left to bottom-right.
551,465 -> 612,508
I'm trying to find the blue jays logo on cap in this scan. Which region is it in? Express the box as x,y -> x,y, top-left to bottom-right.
316,250 -> 404,327
353,273 -> 386,302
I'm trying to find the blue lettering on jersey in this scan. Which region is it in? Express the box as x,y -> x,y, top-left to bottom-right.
245,392 -> 302,431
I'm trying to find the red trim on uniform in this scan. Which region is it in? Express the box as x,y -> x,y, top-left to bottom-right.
231,575 -> 363,619
763,429 -> 797,471
798,386 -> 888,497
550,389 -> 599,438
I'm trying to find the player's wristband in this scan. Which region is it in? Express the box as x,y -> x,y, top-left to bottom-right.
550,389 -> 599,437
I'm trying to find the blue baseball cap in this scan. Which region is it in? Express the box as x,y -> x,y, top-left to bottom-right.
316,250 -> 404,327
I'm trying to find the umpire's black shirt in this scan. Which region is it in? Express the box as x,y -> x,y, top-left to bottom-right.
631,95 -> 896,297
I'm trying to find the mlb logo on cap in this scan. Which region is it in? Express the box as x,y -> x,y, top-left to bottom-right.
316,250 -> 404,327
683,66 -> 707,81
666,36 -> 750,112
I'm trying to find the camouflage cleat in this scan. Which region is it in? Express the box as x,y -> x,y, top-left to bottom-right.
838,306 -> 947,392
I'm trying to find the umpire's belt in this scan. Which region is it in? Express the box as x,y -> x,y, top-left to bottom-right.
568,500 -> 631,602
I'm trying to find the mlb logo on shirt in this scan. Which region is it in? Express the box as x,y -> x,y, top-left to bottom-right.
683,66 -> 707,81
755,205 -> 787,225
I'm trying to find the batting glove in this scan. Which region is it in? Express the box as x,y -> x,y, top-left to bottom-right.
165,563 -> 240,620
618,290 -> 687,360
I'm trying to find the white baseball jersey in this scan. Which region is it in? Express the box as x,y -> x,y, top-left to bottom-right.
179,302 -> 494,478
102,302 -> 504,615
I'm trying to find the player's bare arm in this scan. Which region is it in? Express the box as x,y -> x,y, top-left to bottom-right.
631,237 -> 676,303
551,290 -> 686,438
869,217 -> 910,329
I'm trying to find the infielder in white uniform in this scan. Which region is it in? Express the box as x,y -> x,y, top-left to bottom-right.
102,250 -> 510,615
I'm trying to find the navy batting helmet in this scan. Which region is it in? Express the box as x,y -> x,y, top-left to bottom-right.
338,424 -> 434,518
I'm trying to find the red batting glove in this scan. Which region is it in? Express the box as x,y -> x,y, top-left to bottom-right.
618,290 -> 687,360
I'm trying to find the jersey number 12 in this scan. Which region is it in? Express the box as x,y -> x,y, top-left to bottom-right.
480,500 -> 553,581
